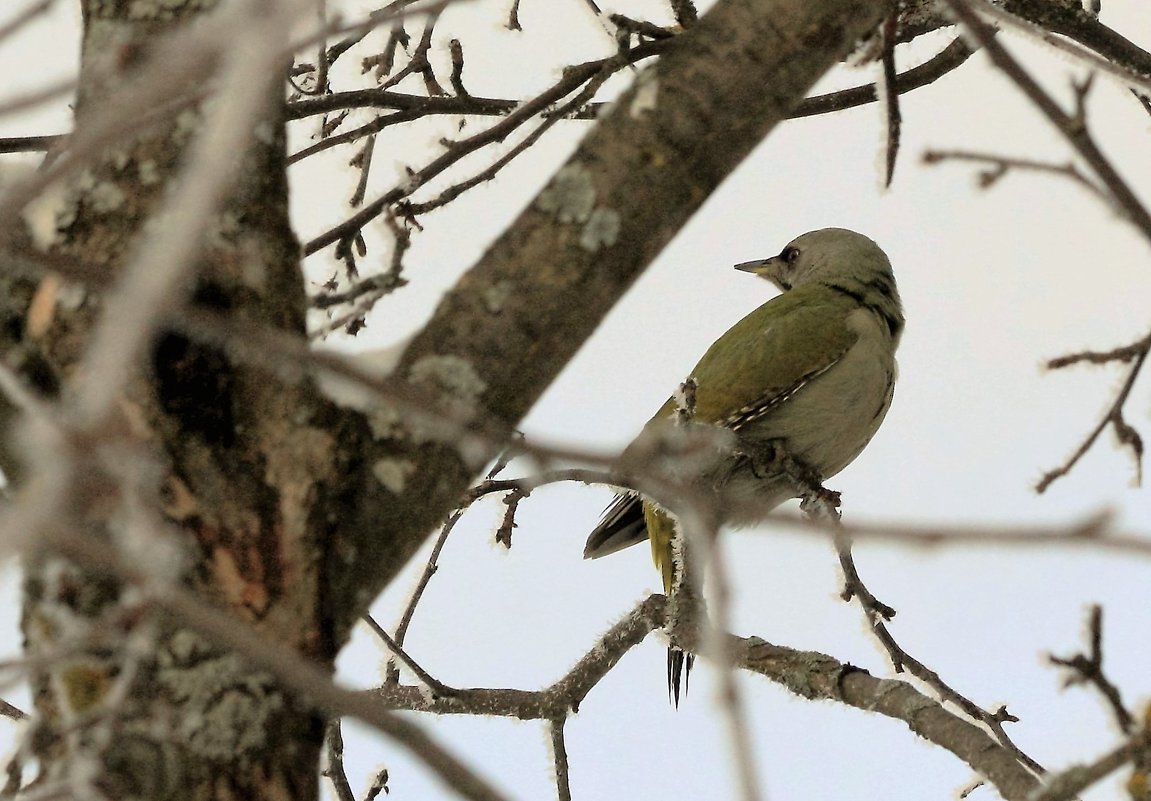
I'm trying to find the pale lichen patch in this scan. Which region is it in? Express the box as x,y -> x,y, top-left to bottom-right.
538,163 -> 621,253
407,354 -> 488,441
458,435 -> 494,470
372,458 -> 415,494
74,170 -> 97,193
580,207 -> 621,252
174,109 -> 202,141
408,354 -> 487,410
629,70 -> 659,118
482,281 -> 513,314
110,148 -> 131,171
536,163 -> 596,223
137,159 -> 161,186
233,237 -> 268,291
218,211 -> 241,237
157,630 -> 284,761
5,164 -> 64,247
368,403 -> 405,440
52,187 -> 81,234
57,282 -> 87,311
254,121 -> 276,145
88,181 -> 127,214
20,176 -> 70,249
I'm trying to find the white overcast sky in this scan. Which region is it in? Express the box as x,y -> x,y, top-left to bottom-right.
2,1 -> 1151,800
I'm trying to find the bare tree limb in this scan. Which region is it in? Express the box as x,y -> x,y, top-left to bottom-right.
1001,0 -> 1151,85
1050,605 -> 1134,733
322,721 -> 358,801
879,11 -> 901,187
549,718 -> 572,801
941,0 -> 1151,244
923,149 -> 1112,205
1037,331 -> 1150,493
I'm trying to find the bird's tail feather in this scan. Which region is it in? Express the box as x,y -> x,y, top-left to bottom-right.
585,495 -> 695,704
668,646 -> 694,706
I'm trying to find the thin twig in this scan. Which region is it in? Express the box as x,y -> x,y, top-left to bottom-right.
380,14 -> 444,95
322,720 -> 357,801
365,766 -> 390,801
302,41 -> 664,254
879,11 -> 901,188
289,109 -> 423,163
371,23 -> 410,78
1047,332 -> 1151,368
493,489 -> 522,548
0,135 -> 63,154
287,36 -> 968,125
387,452 -> 526,681
326,0 -> 419,69
549,718 -> 572,801
374,596 -> 667,718
978,1 -> 1151,97
1049,605 -> 1134,733
662,374 -> 760,798
349,133 -> 378,207
388,513 -> 460,680
406,61 -> 617,214
448,38 -> 469,97
310,269 -> 407,310
609,14 -> 676,41
923,149 -> 1112,205
1036,334 -> 1149,493
0,698 -> 27,722
833,531 -> 896,620
791,466 -> 1045,777
363,614 -> 456,696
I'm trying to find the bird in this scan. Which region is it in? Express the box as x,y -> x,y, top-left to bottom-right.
583,227 -> 904,702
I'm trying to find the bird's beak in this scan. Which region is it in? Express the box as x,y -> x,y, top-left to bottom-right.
734,256 -> 788,291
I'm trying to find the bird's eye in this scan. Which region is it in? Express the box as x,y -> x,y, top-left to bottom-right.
781,246 -> 800,264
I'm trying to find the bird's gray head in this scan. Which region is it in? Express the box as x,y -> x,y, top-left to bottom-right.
735,228 -> 904,338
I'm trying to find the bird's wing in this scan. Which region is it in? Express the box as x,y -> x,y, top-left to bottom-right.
654,284 -> 860,429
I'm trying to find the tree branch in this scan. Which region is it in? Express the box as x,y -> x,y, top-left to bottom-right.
941,0 -> 1151,244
